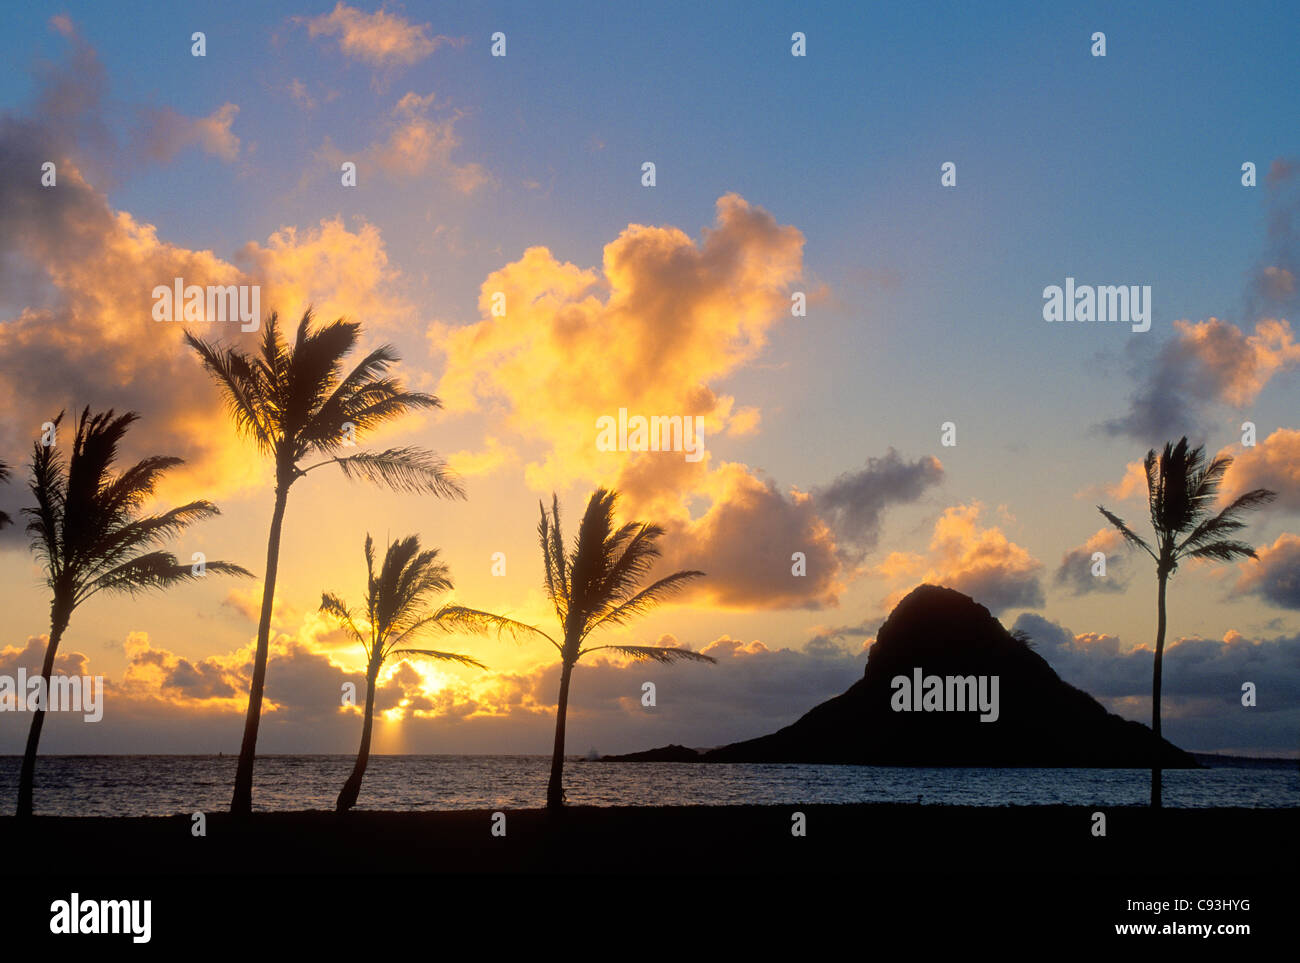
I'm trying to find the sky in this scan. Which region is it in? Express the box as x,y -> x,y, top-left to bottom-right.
0,1 -> 1297,758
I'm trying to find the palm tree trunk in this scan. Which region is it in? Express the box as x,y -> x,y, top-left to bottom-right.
231,483 -> 290,815
546,660 -> 575,809
1151,571 -> 1168,808
337,666 -> 379,812
16,608 -> 70,818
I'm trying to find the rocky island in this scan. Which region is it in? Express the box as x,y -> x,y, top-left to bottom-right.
602,584 -> 1198,768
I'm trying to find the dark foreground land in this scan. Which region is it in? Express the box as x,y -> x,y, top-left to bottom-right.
4,804 -> 1296,875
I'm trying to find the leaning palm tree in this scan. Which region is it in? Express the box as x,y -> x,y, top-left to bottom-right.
1098,437 -> 1275,807
444,488 -> 712,809
185,309 -> 465,814
17,408 -> 251,817
322,533 -> 485,812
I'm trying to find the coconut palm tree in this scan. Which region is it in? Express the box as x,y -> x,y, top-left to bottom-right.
17,408 -> 251,817
185,309 -> 465,814
443,488 -> 712,809
321,533 -> 485,812
1098,437 -> 1275,807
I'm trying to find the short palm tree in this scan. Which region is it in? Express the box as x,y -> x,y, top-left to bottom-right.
17,408 -> 251,817
444,488 -> 712,809
322,533 -> 485,812
1098,437 -> 1275,807
185,309 -> 465,814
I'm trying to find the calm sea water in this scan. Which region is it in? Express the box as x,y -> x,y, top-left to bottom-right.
1,755 -> 1296,816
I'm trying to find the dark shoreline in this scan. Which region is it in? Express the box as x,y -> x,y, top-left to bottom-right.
4,803 -> 1295,875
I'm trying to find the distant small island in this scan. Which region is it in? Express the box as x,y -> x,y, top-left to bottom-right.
602,584 -> 1199,768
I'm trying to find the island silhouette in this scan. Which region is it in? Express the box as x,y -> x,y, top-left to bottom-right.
601,584 -> 1199,768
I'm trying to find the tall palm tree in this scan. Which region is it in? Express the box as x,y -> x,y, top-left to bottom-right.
1098,437 -> 1275,807
321,533 -> 485,812
444,488 -> 712,809
185,309 -> 465,814
17,408 -> 251,817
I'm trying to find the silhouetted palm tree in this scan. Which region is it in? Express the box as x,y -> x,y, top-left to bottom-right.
17,408 -> 251,817
0,460 -> 11,529
444,488 -> 711,809
185,309 -> 465,814
322,533 -> 485,812
1098,437 -> 1275,807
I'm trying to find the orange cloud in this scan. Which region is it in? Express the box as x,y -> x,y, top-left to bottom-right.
1235,532 -> 1300,609
0,133 -> 414,507
1102,317 -> 1300,440
322,91 -> 489,192
1055,527 -> 1133,595
303,2 -> 464,68
1077,459 -> 1148,501
1218,428 -> 1300,512
646,462 -> 844,610
445,435 -> 516,478
237,216 -> 413,330
429,194 -> 842,607
0,634 -> 91,680
878,503 -> 1044,614
138,102 -> 241,162
702,637 -> 771,658
1174,317 -> 1300,407
119,632 -> 247,706
432,193 -> 805,490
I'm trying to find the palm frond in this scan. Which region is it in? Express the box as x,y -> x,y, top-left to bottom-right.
183,330 -> 275,454
436,605 -> 561,651
571,489 -> 617,618
388,648 -> 487,670
1154,438 -> 1197,535
99,455 -> 186,519
538,499 -> 568,625
309,386 -> 443,453
1187,454 -> 1232,515
283,316 -> 361,430
579,644 -> 717,665
79,553 -> 252,604
1174,487 -> 1275,555
547,495 -> 569,614
320,591 -> 369,652
323,448 -> 466,497
1180,540 -> 1260,564
83,501 -> 225,573
23,419 -> 66,576
597,523 -> 665,606
1215,486 -> 1277,523
1097,506 -> 1157,561
583,570 -> 705,638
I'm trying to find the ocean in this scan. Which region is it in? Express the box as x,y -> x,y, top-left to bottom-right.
1,754 -> 1296,816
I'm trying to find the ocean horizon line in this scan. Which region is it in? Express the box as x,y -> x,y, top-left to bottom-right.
2,750 -> 1296,764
